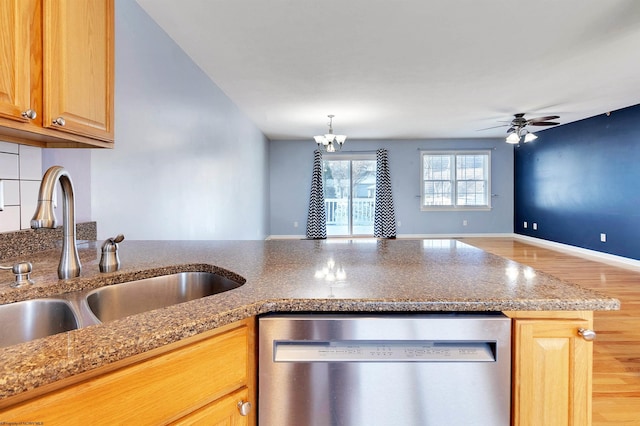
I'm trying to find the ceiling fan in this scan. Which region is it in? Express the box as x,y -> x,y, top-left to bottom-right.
481,113 -> 560,144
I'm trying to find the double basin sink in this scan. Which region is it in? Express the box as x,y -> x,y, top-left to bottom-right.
0,271 -> 243,349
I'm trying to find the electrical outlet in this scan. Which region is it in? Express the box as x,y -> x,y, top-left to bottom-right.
523,221 -> 527,228
293,221 -> 298,228
397,221 -> 402,227
533,223 -> 538,230
600,233 -> 606,242
463,220 -> 468,226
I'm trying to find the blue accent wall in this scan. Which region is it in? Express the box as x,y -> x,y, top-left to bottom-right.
514,104 -> 640,260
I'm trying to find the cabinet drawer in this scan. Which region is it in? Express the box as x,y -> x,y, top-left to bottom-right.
1,324 -> 249,425
171,387 -> 250,426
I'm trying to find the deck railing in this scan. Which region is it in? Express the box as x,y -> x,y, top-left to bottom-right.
325,198 -> 375,225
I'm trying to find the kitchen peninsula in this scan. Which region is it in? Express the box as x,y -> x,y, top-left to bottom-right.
0,239 -> 620,424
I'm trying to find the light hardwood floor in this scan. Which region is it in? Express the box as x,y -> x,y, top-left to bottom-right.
459,237 -> 640,426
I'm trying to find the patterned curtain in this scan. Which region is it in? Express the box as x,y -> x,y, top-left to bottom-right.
306,149 -> 327,239
374,149 -> 397,238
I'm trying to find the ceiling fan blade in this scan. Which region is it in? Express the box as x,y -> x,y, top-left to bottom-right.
477,124 -> 509,131
506,127 -> 516,134
528,115 -> 560,123
529,121 -> 560,126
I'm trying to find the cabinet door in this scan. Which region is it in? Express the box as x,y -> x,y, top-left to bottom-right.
171,387 -> 251,426
42,0 -> 114,142
0,0 -> 32,122
512,319 -> 592,426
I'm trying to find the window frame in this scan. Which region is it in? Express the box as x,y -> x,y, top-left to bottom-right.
420,150 -> 492,211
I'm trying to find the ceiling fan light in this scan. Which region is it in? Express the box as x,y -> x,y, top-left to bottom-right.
524,132 -> 538,143
314,135 -> 325,145
506,133 -> 520,144
324,133 -> 336,143
335,135 -> 347,144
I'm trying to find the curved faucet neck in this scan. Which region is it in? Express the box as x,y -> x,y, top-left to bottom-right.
31,166 -> 81,279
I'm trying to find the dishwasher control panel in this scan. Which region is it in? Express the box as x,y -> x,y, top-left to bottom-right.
274,340 -> 497,362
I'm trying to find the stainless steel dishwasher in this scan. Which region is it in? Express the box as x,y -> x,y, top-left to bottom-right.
259,313 -> 511,426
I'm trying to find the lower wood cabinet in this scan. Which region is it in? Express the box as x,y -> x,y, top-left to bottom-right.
171,387 -> 250,426
0,318 -> 256,425
506,311 -> 594,426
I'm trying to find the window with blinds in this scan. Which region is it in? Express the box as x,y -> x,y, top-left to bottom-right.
420,150 -> 491,210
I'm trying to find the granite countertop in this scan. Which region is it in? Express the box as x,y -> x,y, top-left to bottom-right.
0,239 -> 620,401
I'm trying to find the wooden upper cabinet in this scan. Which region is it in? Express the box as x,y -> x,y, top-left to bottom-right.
0,0 -> 114,148
0,0 -> 32,122
43,0 -> 114,142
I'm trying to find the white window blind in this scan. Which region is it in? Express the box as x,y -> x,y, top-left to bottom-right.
420,150 -> 491,210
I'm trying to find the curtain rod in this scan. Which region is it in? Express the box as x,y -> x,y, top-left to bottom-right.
325,150 -> 379,154
417,147 -> 497,151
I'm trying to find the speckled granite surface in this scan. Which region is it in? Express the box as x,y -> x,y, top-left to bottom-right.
0,238 -> 620,401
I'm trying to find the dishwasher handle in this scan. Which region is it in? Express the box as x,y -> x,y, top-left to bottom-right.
273,340 -> 497,362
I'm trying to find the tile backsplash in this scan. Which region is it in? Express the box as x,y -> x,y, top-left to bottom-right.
0,141 -> 43,233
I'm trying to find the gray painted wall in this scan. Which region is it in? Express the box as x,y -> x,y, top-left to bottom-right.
42,149 -> 92,225
44,0 -> 269,241
270,139 -> 514,237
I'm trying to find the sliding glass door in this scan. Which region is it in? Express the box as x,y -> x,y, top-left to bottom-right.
323,155 -> 376,236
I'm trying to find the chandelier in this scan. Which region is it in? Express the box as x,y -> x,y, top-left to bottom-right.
313,115 -> 347,153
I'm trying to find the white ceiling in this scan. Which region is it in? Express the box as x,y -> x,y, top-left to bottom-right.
135,0 -> 640,141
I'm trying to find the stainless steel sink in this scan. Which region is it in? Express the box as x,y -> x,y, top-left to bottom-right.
86,271 -> 243,322
0,270 -> 243,348
0,299 -> 79,348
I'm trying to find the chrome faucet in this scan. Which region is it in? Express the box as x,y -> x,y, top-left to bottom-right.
31,166 -> 81,279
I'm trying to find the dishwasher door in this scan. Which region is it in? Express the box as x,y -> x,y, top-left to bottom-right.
259,313 -> 511,426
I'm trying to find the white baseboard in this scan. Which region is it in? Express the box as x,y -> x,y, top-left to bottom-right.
513,234 -> 640,271
396,233 -> 515,239
266,234 -> 306,240
266,232 -> 513,240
